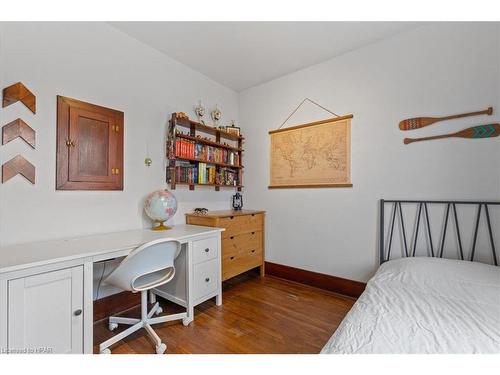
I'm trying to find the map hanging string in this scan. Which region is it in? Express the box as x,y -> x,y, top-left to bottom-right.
277,98 -> 340,130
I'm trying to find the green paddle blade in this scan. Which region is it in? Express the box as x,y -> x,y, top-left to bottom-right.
469,124 -> 500,138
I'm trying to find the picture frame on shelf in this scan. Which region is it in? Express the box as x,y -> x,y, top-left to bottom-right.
226,125 -> 241,136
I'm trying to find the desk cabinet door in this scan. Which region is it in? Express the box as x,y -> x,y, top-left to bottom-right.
8,266 -> 84,354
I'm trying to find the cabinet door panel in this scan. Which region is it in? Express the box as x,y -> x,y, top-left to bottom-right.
8,266 -> 84,354
68,108 -> 114,182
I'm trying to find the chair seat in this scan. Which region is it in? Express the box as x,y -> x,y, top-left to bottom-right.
98,238 -> 183,354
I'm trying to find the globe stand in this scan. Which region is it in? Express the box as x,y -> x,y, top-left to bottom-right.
152,221 -> 171,231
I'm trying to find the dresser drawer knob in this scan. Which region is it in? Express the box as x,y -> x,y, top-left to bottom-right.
230,256 -> 235,260
230,236 -> 234,240
251,232 -> 255,235
205,277 -> 210,283
74,309 -> 82,316
204,248 -> 210,253
230,216 -> 234,220
251,249 -> 256,253
251,214 -> 255,217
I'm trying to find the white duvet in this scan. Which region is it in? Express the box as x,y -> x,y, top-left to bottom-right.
321,257 -> 500,353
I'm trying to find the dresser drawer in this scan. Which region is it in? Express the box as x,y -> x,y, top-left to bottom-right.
222,247 -> 263,281
192,237 -> 218,264
222,231 -> 262,259
193,258 -> 218,300
219,213 -> 263,239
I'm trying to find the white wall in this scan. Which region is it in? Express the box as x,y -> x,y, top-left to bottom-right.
1,22 -> 499,289
0,22 -> 239,247
239,23 -> 500,282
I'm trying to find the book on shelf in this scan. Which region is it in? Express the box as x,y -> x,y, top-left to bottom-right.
169,161 -> 239,186
175,138 -> 239,166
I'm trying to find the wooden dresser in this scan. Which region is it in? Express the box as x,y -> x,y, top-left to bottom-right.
186,210 -> 265,281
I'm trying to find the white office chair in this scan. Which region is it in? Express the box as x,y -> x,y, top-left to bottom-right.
99,238 -> 184,354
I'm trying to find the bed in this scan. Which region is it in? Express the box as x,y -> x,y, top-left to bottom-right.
321,200 -> 500,354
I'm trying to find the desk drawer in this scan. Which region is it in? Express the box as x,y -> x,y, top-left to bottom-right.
219,213 -> 263,239
193,259 -> 218,301
192,237 -> 218,264
222,231 -> 262,259
222,247 -> 263,281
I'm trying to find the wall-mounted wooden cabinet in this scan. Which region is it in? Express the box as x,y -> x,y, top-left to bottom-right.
56,96 -> 123,190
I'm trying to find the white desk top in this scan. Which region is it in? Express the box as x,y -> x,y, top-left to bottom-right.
0,225 -> 224,274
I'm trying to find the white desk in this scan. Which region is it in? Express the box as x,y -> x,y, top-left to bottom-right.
0,225 -> 223,354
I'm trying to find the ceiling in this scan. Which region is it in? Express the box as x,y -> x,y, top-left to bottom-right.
110,22 -> 422,92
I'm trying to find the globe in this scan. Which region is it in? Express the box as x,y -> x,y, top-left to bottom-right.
144,189 -> 178,230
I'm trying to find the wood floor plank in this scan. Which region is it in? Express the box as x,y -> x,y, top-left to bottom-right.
93,272 -> 355,354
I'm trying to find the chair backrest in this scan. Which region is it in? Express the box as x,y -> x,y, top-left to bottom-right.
104,238 -> 181,292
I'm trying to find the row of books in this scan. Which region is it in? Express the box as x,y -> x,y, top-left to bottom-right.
172,162 -> 239,186
175,138 -> 240,166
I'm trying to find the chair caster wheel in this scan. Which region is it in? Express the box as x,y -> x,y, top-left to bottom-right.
100,348 -> 111,354
155,307 -> 163,315
182,318 -> 191,327
156,343 -> 167,354
108,322 -> 118,331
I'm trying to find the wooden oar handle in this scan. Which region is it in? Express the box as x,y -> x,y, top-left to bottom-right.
442,107 -> 493,121
404,134 -> 452,144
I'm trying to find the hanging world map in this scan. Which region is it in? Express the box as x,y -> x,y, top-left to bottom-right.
269,116 -> 352,188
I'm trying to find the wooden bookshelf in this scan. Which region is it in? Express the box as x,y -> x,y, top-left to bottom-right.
175,156 -> 243,169
175,182 -> 244,192
167,113 -> 244,191
176,133 -> 243,152
175,116 -> 244,142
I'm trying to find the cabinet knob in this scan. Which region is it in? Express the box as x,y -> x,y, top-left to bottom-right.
251,249 -> 256,253
230,256 -> 235,260
74,309 -> 82,316
204,248 -> 210,253
230,236 -> 234,240
205,277 -> 210,283
230,216 -> 234,220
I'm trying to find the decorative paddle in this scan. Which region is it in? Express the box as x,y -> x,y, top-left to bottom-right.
399,107 -> 493,130
404,124 -> 500,145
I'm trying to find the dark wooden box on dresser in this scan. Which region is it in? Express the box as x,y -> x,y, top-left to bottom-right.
186,210 -> 266,281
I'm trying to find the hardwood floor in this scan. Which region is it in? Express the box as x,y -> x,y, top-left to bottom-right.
93,272 -> 355,354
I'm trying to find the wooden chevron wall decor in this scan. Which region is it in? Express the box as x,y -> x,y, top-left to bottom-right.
2,118 -> 36,148
2,155 -> 35,184
2,82 -> 36,114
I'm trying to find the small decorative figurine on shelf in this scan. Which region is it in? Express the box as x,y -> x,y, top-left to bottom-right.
211,105 -> 222,127
232,191 -> 243,211
194,100 -> 206,125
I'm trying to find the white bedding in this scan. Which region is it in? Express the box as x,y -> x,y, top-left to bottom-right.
321,257 -> 500,353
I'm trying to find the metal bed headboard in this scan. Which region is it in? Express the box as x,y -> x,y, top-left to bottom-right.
379,200 -> 500,266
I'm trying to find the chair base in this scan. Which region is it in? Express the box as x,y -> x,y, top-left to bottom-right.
99,291 -> 185,354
